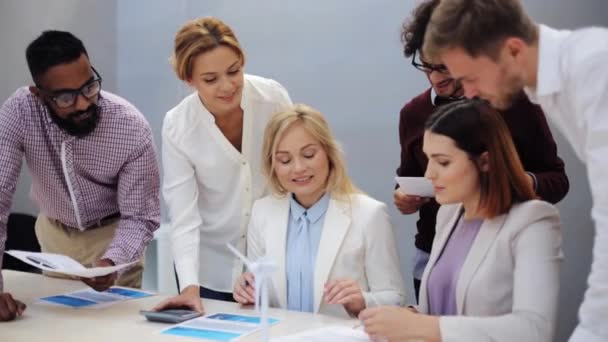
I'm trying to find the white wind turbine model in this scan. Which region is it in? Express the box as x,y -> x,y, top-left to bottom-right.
226,243 -> 278,342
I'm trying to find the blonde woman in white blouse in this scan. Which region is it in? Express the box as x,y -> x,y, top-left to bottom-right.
154,17 -> 292,313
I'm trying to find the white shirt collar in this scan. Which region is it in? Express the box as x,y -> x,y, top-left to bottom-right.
525,24 -> 569,100
430,87 -> 438,105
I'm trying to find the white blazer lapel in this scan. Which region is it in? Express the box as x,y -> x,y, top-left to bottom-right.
265,196 -> 290,309
455,213 -> 507,314
313,198 -> 351,313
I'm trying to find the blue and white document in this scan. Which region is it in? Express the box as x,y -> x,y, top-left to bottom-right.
39,287 -> 154,308
162,313 -> 280,341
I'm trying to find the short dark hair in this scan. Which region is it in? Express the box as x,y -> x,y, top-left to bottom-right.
401,0 -> 440,58
26,30 -> 88,83
425,99 -> 536,217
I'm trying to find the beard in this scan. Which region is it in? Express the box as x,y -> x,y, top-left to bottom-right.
490,65 -> 526,110
47,103 -> 100,137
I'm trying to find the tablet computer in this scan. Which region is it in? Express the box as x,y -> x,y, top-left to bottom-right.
140,309 -> 202,323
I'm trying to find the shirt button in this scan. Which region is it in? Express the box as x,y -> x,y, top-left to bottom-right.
245,212 -> 250,217
245,187 -> 250,192
242,161 -> 247,166
241,234 -> 246,239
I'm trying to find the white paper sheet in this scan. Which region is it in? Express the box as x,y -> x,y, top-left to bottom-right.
271,326 -> 371,342
395,176 -> 435,197
5,250 -> 137,277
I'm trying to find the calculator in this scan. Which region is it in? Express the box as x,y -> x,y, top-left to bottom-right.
140,309 -> 202,323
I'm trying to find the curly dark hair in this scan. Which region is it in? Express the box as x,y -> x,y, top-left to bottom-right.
401,0 -> 441,58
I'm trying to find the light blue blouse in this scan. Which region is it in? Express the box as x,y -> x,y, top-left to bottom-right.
285,192 -> 330,312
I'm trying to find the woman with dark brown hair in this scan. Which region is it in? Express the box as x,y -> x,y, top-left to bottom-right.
361,99 -> 562,342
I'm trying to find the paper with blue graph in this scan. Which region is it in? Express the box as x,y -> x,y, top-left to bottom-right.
39,287 -> 154,308
161,313 -> 280,341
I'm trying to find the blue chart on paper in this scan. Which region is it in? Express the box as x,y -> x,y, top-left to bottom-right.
105,287 -> 151,298
40,287 -> 152,308
207,313 -> 279,325
162,313 -> 281,341
41,295 -> 97,308
162,327 -> 241,341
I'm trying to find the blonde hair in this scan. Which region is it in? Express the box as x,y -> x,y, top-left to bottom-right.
170,16 -> 245,81
262,104 -> 360,198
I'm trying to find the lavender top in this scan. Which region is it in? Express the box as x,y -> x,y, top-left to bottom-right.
427,215 -> 483,315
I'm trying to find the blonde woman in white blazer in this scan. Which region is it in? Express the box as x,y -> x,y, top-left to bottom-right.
154,17 -> 292,313
361,99 -> 563,342
233,104 -> 406,318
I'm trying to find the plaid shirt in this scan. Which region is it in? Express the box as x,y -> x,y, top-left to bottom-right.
0,87 -> 160,291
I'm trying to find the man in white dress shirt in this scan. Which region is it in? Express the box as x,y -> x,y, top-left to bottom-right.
422,1 -> 608,341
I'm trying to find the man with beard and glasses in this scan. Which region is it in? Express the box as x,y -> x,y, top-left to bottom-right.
395,0 -> 569,302
423,1 -> 608,340
0,30 -> 160,321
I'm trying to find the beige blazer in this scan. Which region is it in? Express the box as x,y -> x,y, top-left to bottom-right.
418,200 -> 563,342
246,193 -> 406,318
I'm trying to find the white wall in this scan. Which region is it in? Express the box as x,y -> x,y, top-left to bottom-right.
2,1 -> 607,341
0,0 -> 118,215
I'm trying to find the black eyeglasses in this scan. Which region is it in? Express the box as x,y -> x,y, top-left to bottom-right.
38,67 -> 103,109
411,50 -> 450,75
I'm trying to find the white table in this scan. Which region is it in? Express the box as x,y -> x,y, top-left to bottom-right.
2,270 -> 354,342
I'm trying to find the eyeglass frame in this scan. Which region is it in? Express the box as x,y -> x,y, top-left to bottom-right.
36,67 -> 103,109
411,50 -> 450,75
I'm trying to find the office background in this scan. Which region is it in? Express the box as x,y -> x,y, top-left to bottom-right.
1,1 -> 607,340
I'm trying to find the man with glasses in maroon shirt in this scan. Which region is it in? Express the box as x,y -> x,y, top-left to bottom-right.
395,0 -> 569,302
0,30 -> 160,321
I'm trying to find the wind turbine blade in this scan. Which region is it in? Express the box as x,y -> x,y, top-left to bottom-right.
226,243 -> 253,270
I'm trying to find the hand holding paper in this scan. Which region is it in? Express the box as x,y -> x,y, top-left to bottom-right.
393,189 -> 430,214
6,250 -> 136,278
79,258 -> 118,292
395,177 -> 435,197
